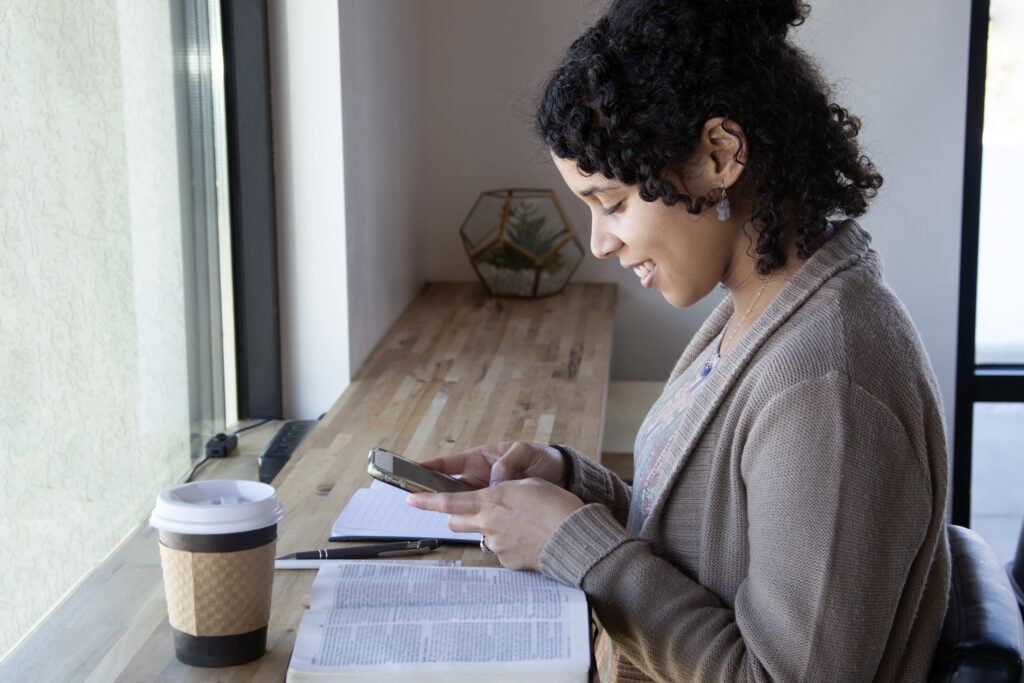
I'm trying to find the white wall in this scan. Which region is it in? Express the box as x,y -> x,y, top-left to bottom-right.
792,2 -> 970,437
269,0 -> 350,419
271,0 -> 426,418
417,0 -> 970,434
339,0 -> 425,375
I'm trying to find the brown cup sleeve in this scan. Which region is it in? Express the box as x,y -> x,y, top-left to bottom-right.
159,540 -> 276,637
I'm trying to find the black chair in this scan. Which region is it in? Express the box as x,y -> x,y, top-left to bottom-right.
929,524 -> 1024,682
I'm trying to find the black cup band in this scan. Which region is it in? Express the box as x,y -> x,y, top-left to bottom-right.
172,626 -> 267,667
158,525 -> 277,553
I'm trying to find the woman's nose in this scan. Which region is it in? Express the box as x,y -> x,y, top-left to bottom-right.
590,216 -> 620,259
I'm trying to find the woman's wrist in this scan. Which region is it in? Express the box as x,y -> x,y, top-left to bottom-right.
550,444 -> 574,490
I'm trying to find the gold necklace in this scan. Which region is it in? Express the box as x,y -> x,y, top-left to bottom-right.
719,276 -> 771,355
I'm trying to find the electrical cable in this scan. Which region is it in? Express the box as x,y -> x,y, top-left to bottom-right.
183,419 -> 273,483
184,456 -> 212,483
234,418 -> 272,435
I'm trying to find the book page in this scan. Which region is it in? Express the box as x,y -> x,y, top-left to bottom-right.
330,481 -> 481,543
289,562 -> 589,678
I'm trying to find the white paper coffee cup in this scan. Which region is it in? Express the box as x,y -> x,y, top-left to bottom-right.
150,480 -> 285,667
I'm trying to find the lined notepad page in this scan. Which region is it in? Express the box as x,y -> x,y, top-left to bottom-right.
330,480 -> 482,543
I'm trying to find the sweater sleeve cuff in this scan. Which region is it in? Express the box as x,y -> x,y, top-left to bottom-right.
554,444 -> 617,503
539,503 -> 631,588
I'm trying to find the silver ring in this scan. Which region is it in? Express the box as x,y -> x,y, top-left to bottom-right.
479,536 -> 494,554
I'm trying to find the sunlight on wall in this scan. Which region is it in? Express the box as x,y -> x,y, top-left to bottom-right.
0,1 -> 190,656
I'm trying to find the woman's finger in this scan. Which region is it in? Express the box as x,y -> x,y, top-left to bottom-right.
419,445 -> 504,487
490,442 -> 565,485
406,490 -> 484,516
445,514 -> 483,534
489,442 -> 537,484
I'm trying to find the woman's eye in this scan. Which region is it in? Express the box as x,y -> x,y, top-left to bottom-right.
601,200 -> 624,216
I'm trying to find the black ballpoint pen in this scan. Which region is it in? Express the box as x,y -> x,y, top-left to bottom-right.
276,539 -> 440,560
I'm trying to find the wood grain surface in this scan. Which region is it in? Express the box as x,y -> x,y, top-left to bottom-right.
1,282 -> 616,683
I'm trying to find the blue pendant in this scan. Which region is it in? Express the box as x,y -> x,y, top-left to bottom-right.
717,196 -> 731,221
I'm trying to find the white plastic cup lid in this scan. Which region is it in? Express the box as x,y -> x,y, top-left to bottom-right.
149,479 -> 285,535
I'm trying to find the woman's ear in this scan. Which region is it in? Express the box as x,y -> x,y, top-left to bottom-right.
702,117 -> 747,185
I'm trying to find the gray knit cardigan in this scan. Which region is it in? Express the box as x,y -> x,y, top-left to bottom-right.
540,221 -> 951,682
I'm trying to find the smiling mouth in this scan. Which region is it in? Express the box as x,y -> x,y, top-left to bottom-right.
632,260 -> 656,288
632,260 -> 654,277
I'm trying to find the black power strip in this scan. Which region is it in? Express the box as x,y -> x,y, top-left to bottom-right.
258,420 -> 318,484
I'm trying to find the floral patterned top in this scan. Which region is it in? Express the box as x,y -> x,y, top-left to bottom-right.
628,330 -> 724,536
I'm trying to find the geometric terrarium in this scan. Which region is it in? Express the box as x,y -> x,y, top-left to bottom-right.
459,188 -> 584,298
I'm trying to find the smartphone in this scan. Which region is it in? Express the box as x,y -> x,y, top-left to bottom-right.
367,447 -> 478,494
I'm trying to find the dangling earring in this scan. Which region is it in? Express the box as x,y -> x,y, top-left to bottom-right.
717,183 -> 731,222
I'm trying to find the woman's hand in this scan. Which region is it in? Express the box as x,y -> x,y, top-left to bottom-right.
419,441 -> 567,488
407,478 -> 583,571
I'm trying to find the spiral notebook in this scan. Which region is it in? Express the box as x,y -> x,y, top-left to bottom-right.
329,480 -> 481,544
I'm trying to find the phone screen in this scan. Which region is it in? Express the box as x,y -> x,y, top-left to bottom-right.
369,448 -> 477,493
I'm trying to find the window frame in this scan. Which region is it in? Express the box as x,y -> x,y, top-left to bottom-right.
952,0 -> 1024,525
221,0 -> 283,419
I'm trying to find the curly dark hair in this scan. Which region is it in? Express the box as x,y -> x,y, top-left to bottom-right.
535,0 -> 883,274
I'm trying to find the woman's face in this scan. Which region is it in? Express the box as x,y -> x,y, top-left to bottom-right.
552,154 -> 748,308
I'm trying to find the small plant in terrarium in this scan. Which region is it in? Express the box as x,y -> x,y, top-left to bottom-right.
459,188 -> 584,298
476,200 -> 566,274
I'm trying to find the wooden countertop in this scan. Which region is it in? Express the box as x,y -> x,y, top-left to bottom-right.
0,281 -> 616,682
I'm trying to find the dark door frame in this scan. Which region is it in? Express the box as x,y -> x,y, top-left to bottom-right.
221,0 -> 282,419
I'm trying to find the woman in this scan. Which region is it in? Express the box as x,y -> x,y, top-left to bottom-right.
409,0 -> 950,680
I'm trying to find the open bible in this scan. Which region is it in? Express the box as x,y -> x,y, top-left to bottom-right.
286,562 -> 591,682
